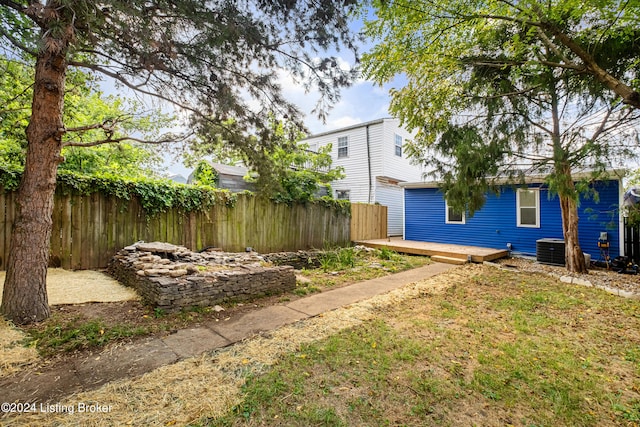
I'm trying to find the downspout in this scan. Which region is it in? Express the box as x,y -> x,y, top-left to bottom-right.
366,124 -> 372,203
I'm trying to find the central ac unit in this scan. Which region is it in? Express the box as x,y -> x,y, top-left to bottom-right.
536,238 -> 565,266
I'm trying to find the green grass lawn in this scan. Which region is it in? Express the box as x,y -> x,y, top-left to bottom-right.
206,265 -> 640,427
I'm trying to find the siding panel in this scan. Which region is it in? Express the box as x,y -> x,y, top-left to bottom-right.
380,119 -> 423,183
404,180 -> 621,259
304,118 -> 424,202
375,183 -> 403,236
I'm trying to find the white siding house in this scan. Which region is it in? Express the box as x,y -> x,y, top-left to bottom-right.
303,118 -> 424,236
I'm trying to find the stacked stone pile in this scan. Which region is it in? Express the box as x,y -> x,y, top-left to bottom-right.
108,242 -> 295,311
262,250 -> 323,270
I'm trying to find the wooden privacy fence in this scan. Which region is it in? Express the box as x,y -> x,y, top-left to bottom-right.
351,203 -> 387,241
0,191 -> 387,270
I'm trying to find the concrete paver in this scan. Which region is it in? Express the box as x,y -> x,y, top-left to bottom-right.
74,337 -> 180,388
286,263 -> 455,316
206,305 -> 308,343
162,328 -> 231,359
0,364 -> 83,405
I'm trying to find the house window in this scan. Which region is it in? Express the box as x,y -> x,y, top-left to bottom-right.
517,188 -> 540,227
394,134 -> 403,157
337,136 -> 348,158
445,201 -> 465,224
336,190 -> 350,200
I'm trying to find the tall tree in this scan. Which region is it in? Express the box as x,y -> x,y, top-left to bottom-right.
362,0 -> 640,273
0,0 -> 359,324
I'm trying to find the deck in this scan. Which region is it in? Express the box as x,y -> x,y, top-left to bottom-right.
355,237 -> 508,264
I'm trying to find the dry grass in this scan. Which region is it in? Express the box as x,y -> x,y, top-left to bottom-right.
8,264 -> 636,426
1,264 -> 459,426
0,319 -> 39,379
0,269 -> 139,370
210,265 -> 640,427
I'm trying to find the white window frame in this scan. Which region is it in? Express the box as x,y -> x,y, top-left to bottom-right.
394,134 -> 403,157
517,188 -> 540,228
336,189 -> 350,200
445,201 -> 465,224
337,136 -> 349,158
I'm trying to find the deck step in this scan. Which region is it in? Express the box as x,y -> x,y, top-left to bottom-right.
431,255 -> 468,265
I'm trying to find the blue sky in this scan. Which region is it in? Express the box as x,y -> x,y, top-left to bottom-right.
283,70 -> 394,135
273,11 -> 394,135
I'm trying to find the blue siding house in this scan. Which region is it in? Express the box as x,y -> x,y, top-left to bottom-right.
402,174 -> 624,260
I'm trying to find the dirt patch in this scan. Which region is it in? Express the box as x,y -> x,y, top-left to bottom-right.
495,256 -> 639,295
0,269 -> 139,378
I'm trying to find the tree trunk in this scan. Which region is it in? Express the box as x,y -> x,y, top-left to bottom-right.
0,49 -> 67,324
559,193 -> 587,274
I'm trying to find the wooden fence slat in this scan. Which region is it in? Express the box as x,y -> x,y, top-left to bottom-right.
95,192 -> 108,269
49,193 -> 62,267
104,195 -> 117,267
166,208 -> 175,245
80,192 -> 93,269
126,198 -> 137,247
350,203 -> 387,241
0,191 -> 370,270
0,192 -> 6,270
59,194 -> 72,269
69,194 -> 82,269
134,198 -> 146,245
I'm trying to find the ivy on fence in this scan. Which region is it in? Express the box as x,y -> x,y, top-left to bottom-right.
0,166 -> 350,218
0,166 -> 237,217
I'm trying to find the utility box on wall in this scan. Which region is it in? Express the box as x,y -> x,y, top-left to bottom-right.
536,238 -> 565,266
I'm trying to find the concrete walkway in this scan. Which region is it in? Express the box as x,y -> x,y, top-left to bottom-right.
1,262 -> 456,404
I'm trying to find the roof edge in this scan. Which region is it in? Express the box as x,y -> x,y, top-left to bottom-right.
302,117 -> 394,140
400,169 -> 628,189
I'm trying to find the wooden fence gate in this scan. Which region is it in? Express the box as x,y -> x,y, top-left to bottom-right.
350,203 -> 388,241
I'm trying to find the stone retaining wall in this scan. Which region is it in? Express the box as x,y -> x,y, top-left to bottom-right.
108,242 -> 295,311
